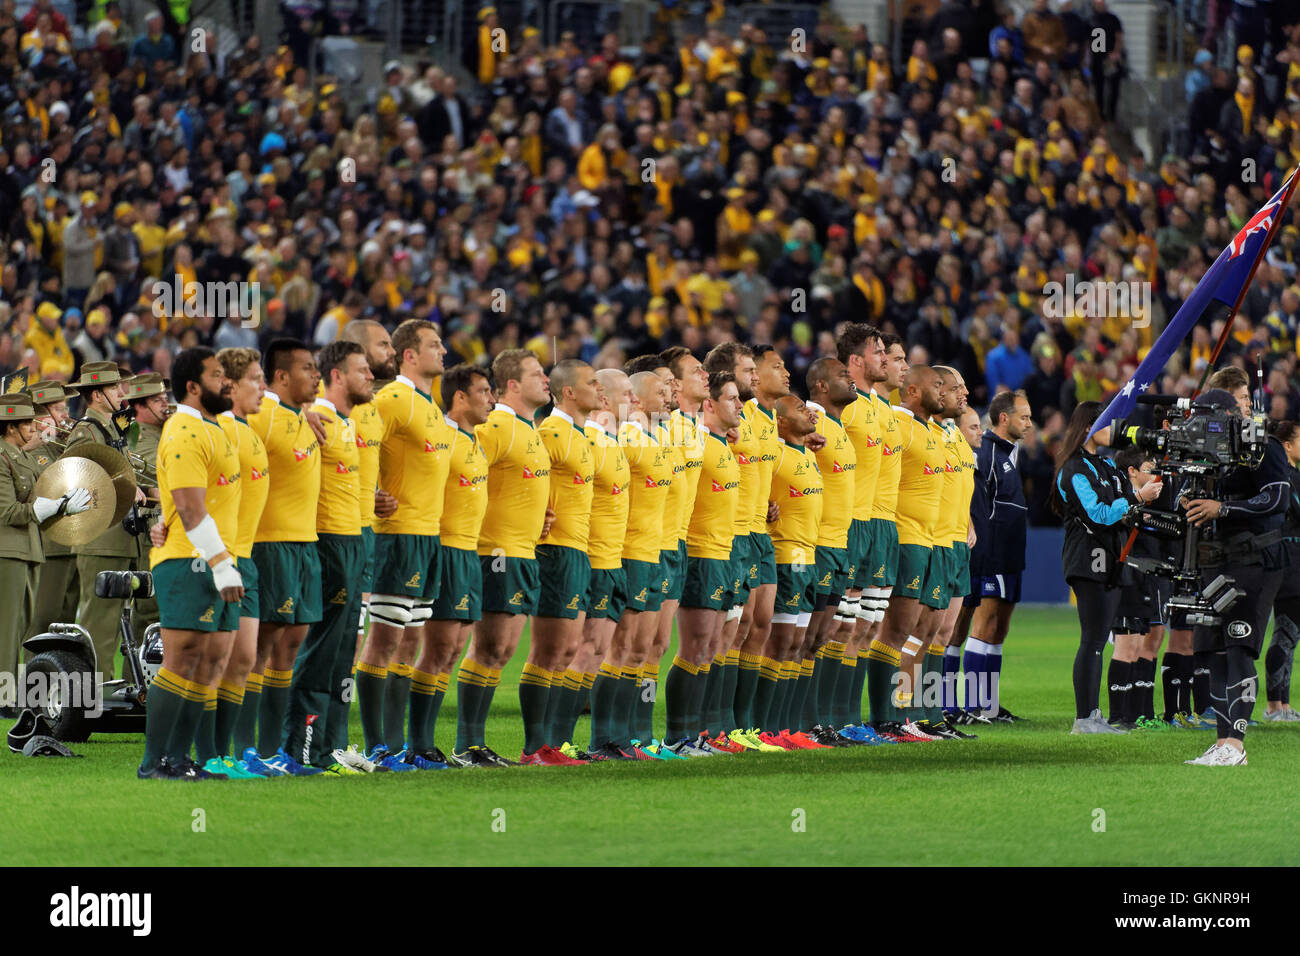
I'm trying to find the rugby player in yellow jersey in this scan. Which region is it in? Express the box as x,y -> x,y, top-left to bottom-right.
825,323 -> 889,742
518,359 -> 598,767
357,319 -> 449,771
330,320 -> 398,761
945,405 -> 984,721
412,364 -> 491,768
594,369 -> 675,761
802,357 -> 871,747
644,347 -> 708,758
278,341 -> 374,773
459,349 -> 553,767
246,338 -> 323,773
138,347 -> 244,780
567,369 -> 632,760
758,395 -> 832,751
928,369 -> 980,740
338,320 -> 398,658
215,348 -> 273,775
668,371 -> 743,757
701,343 -> 766,750
865,364 -> 947,743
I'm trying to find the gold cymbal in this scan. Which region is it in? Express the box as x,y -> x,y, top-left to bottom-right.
32,457 -> 115,546
59,441 -> 137,526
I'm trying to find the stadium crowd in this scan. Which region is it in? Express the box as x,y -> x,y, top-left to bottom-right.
3,0 -> 1300,773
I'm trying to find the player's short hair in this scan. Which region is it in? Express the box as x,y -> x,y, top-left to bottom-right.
1114,446 -> 1153,475
806,357 -> 838,394
442,363 -> 490,410
751,343 -> 777,363
262,337 -> 310,381
988,388 -> 1027,427
317,340 -> 365,384
624,353 -> 667,376
216,347 -> 260,385
660,345 -> 694,380
339,318 -> 384,346
835,323 -> 881,365
881,332 -> 903,352
173,346 -> 216,399
492,348 -> 536,392
1206,366 -> 1250,392
708,370 -> 737,402
549,358 -> 591,400
391,318 -> 436,365
703,341 -> 752,376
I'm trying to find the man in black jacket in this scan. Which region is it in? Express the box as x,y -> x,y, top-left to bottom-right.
961,389 -> 1031,723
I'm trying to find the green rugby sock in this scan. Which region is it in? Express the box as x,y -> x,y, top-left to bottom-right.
519,663 -> 552,754
194,686 -> 219,763
454,658 -> 492,752
635,664 -> 658,743
850,650 -> 870,725
408,668 -> 439,752
231,673 -> 262,756
384,663 -> 412,752
214,681 -> 244,759
664,655 -> 697,743
140,668 -> 186,771
356,662 -> 389,754
588,663 -> 619,751
865,640 -> 900,725
719,650 -> 740,730
258,667 -> 293,755
752,657 -> 781,732
734,652 -> 761,729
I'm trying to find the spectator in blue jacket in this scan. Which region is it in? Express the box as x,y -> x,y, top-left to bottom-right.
129,12 -> 177,67
985,326 -> 1035,396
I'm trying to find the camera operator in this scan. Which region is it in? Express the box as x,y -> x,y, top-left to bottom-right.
1263,419 -> 1300,722
1180,387 -> 1290,767
1053,401 -> 1163,735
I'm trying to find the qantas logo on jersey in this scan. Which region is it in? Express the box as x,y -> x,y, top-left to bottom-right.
611,483 -> 624,495
335,462 -> 354,474
573,473 -> 590,485
832,461 -> 846,473
736,454 -> 751,465
216,474 -> 230,486
865,435 -> 881,448
923,465 -> 935,475
789,486 -> 804,498
711,479 -> 741,492
249,467 -> 266,481
881,444 -> 897,456
522,467 -> 538,479
458,473 -> 487,488
292,447 -> 310,461
424,439 -> 437,453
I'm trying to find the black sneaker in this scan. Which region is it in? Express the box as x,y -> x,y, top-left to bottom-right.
810,724 -> 858,747
423,746 -> 454,767
137,761 -> 180,780
476,745 -> 517,767
917,719 -> 963,741
872,721 -> 914,742
996,706 -> 1026,723
937,717 -> 977,740
589,742 -> 634,761
447,748 -> 486,768
952,709 -> 994,725
164,756 -> 227,780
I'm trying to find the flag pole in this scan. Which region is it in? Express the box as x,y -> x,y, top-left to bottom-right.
1194,164 -> 1300,396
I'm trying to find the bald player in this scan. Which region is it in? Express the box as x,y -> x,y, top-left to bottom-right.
520,359 -> 597,767
803,357 -> 869,746
756,394 -> 829,750
567,369 -> 633,759
865,364 -> 947,743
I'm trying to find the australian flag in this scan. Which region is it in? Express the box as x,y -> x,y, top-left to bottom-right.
1090,166 -> 1300,439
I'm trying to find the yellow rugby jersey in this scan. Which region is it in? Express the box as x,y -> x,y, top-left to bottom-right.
730,416 -> 761,537
218,413 -> 268,559
893,408 -> 946,546
934,421 -> 965,548
840,389 -> 880,520
476,404 -> 551,559
667,410 -> 705,541
808,404 -> 855,550
744,399 -> 779,534
153,405 -> 241,568
619,421 -> 674,563
439,419 -> 489,551
871,392 -> 904,522
311,399 -> 361,536
585,424 -> 631,570
247,392 -> 320,543
687,430 -> 741,560
952,423 -> 977,544
769,439 -> 823,566
351,400 -> 383,529
538,410 -> 595,551
372,376 -> 452,537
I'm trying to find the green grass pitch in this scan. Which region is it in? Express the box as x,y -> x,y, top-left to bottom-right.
3,606 -> 1298,866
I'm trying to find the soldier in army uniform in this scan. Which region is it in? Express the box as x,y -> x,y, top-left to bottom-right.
64,361 -> 145,682
124,373 -> 169,634
24,381 -> 81,639
0,396 -> 93,714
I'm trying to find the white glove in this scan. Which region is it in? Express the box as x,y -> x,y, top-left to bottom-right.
33,496 -> 62,522
64,488 -> 92,515
211,557 -> 243,592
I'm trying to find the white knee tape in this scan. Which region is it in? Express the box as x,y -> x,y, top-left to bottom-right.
796,611 -> 812,629
772,613 -> 798,625
838,598 -> 860,617
370,594 -> 415,628
406,603 -> 433,628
